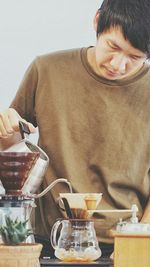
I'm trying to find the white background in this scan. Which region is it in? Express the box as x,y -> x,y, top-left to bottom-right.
0,0 -> 102,109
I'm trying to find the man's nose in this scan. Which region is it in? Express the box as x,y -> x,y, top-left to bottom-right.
110,54 -> 127,73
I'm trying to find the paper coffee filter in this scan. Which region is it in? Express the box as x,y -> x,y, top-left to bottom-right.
84,193 -> 102,210
59,193 -> 102,216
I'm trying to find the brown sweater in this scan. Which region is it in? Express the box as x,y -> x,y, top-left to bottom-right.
11,47 -> 150,243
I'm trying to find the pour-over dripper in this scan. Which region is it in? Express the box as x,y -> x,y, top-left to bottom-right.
59,193 -> 102,219
0,152 -> 39,195
5,121 -> 49,195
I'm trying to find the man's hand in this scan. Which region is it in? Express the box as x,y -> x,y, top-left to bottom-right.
0,108 -> 36,138
0,108 -> 36,150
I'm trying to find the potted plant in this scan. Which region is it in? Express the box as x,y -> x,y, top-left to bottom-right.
0,215 -> 42,267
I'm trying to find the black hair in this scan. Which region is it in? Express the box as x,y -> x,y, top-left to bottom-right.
97,0 -> 150,58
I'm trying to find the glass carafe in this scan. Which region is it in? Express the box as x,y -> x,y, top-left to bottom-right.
50,219 -> 101,262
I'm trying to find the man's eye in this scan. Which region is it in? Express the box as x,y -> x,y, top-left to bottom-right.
130,55 -> 141,60
108,42 -> 119,50
110,46 -> 118,50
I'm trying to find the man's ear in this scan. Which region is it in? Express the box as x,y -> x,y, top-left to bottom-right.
93,9 -> 100,32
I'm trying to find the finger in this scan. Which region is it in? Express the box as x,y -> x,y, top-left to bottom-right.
0,108 -> 19,135
0,112 -> 14,137
1,112 -> 14,134
7,108 -> 22,131
0,122 -> 8,137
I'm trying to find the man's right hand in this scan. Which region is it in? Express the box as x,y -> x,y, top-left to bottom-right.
0,108 -> 36,139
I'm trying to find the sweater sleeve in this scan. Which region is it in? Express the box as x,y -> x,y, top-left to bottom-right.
10,59 -> 38,127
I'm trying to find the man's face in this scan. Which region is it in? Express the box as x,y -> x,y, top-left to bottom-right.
89,27 -> 147,80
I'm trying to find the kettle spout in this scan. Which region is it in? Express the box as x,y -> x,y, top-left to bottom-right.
30,178 -> 72,199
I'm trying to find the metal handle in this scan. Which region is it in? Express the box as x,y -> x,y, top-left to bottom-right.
19,121 -> 30,139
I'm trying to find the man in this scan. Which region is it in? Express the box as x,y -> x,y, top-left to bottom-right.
0,0 -> 150,258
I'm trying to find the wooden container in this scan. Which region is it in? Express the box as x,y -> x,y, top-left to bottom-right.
114,233 -> 150,267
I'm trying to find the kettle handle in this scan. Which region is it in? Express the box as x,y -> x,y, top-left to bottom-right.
19,121 -> 30,139
50,219 -> 63,249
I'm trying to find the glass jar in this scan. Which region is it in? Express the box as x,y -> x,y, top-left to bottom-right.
50,219 -> 101,262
